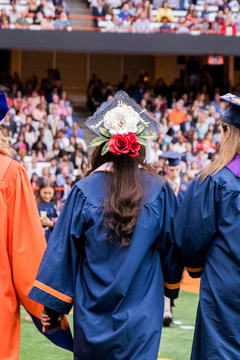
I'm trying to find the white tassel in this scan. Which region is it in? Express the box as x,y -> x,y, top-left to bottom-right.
144,139 -> 152,164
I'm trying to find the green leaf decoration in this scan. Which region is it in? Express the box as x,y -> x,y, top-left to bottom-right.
137,137 -> 147,146
101,142 -> 110,156
135,124 -> 145,135
89,137 -> 107,147
138,130 -> 156,140
99,127 -> 111,138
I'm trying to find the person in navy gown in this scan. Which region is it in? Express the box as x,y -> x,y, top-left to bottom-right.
29,91 -> 183,360
160,151 -> 190,326
174,93 -> 240,360
161,151 -> 190,206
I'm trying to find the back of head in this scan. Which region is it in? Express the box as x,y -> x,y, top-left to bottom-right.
85,91 -> 159,246
87,144 -> 156,247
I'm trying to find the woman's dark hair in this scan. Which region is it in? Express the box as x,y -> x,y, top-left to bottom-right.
36,140 -> 45,156
35,180 -> 57,205
17,132 -> 26,142
31,172 -> 38,183
166,128 -> 174,136
162,1 -> 168,7
53,139 -> 60,150
86,144 -> 157,247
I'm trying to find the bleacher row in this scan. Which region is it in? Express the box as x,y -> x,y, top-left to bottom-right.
99,1 -> 240,32
23,155 -> 81,177
0,0 -> 239,31
0,0 -> 73,30
0,0 -> 27,11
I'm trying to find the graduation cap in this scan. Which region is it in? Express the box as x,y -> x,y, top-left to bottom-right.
160,151 -> 186,166
85,91 -> 159,137
0,93 -> 9,121
220,93 -> 240,129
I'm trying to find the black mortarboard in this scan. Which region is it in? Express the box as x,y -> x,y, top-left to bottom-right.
0,93 -> 9,120
220,93 -> 240,129
85,91 -> 159,136
160,151 -> 186,166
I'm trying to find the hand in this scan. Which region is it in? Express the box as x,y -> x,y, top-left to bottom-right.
40,311 -> 64,333
40,311 -> 50,333
41,217 -> 54,227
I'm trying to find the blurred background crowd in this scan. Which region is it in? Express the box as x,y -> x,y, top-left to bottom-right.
0,65 -> 233,238
0,0 -> 70,29
90,0 -> 240,34
1,0 -> 240,33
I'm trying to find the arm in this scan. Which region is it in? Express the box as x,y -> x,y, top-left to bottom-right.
156,8 -> 162,22
29,186 -> 86,314
157,183 -> 184,299
8,165 -> 47,317
174,175 -> 218,277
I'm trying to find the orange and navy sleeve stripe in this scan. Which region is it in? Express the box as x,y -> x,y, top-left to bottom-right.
164,281 -> 181,290
164,281 -> 181,299
186,266 -> 203,278
34,280 -> 73,304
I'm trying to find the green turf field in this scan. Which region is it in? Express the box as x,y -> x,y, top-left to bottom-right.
19,290 -> 199,360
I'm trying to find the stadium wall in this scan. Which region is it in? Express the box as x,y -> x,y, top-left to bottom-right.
2,29 -> 240,55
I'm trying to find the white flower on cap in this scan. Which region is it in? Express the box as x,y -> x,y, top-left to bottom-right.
103,105 -> 140,136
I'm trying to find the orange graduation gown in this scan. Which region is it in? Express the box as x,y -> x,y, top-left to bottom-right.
0,154 -> 47,360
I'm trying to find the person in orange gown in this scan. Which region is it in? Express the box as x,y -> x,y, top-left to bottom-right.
0,94 -> 72,360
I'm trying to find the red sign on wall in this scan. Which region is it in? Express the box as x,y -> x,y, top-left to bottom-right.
208,55 -> 224,65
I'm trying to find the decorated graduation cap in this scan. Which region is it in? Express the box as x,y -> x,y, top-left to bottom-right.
220,93 -> 240,129
160,151 -> 186,166
85,91 -> 159,159
0,93 -> 9,121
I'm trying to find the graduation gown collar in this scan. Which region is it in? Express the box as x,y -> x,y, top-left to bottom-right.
226,154 -> 240,178
91,162 -> 143,174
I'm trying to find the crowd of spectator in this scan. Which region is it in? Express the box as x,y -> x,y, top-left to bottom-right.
0,0 -> 70,29
89,0 -> 240,34
87,70 -> 235,180
0,68 -> 88,203
0,65 -> 236,197
1,0 -> 240,33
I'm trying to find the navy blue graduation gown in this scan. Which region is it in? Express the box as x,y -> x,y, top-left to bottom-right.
29,170 -> 183,360
37,202 -> 58,243
174,166 -> 240,360
176,178 -> 190,205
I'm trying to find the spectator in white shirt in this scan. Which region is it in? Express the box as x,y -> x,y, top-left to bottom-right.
228,0 -> 239,12
9,3 -> 20,24
66,106 -> 74,127
205,106 -> 216,125
41,0 -> 55,17
37,125 -> 54,151
106,0 -> 121,7
49,94 -> 59,114
47,106 -> 60,127
49,157 -> 58,175
57,129 -> 70,149
72,128 -> 88,152
56,166 -> 70,187
132,11 -> 151,33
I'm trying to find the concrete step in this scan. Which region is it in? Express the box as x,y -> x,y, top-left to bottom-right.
69,8 -> 91,15
70,19 -> 91,27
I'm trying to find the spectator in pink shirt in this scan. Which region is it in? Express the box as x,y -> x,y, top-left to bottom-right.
20,97 -> 34,114
56,99 -> 67,116
132,11 -> 151,33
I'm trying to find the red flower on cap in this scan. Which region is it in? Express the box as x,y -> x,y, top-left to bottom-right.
128,132 -> 140,157
109,132 -> 140,157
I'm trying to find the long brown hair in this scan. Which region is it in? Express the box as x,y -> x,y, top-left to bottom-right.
200,121 -> 240,181
35,180 -> 57,205
86,144 -> 157,246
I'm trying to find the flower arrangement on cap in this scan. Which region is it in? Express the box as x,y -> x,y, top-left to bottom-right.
89,104 -> 156,158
